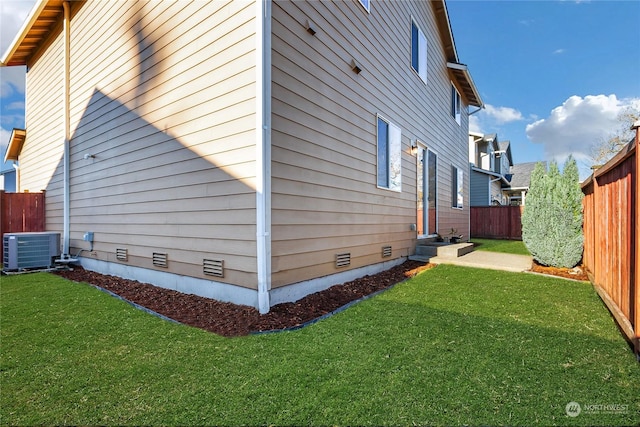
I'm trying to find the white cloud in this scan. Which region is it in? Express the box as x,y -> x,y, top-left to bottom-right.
525,94 -> 640,178
468,104 -> 525,134
518,19 -> 534,26
483,104 -> 524,124
0,1 -> 34,96
553,48 -> 566,55
469,114 -> 482,133
0,0 -> 36,55
1,127 -> 11,170
1,61 -> 27,98
5,100 -> 24,110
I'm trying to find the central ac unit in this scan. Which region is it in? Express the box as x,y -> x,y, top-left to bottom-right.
2,232 -> 61,271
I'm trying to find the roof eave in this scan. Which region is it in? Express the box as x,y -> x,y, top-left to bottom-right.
1,0 -> 49,66
4,128 -> 27,162
447,62 -> 483,108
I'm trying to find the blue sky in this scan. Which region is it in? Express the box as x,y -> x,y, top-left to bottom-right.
447,0 -> 640,178
1,0 -> 640,180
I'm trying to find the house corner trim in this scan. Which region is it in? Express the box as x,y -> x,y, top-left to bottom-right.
256,0 -> 272,314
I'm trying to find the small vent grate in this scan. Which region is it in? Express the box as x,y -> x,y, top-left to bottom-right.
152,252 -> 168,268
116,248 -> 128,261
203,259 -> 224,277
382,245 -> 392,258
335,252 -> 351,268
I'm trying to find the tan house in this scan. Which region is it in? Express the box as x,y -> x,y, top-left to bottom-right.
2,0 -> 482,313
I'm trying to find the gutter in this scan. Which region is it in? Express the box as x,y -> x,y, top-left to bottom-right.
255,0 -> 272,314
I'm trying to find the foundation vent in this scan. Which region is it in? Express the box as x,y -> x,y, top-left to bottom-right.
152,252 -> 168,268
382,245 -> 392,258
335,252 -> 351,268
116,248 -> 128,261
203,259 -> 224,278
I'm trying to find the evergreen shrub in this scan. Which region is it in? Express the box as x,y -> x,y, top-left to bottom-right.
521,157 -> 584,268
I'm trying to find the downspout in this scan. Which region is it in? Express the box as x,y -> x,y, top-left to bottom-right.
62,1 -> 71,257
12,163 -> 19,191
255,0 -> 272,314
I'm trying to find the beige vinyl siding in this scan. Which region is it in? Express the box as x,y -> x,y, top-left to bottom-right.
21,30 -> 65,232
271,0 -> 470,287
58,0 -> 258,287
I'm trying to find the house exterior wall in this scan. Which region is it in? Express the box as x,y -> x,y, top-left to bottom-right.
489,179 -> 504,205
269,0 -> 470,288
470,170 -> 489,206
23,0 -> 260,288
10,0 -> 475,309
20,30 -> 65,231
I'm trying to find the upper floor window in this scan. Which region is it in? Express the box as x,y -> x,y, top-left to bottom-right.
411,20 -> 427,83
377,115 -> 402,192
451,84 -> 461,125
358,0 -> 370,12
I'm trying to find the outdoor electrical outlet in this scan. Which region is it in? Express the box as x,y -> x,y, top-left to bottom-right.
83,232 -> 94,242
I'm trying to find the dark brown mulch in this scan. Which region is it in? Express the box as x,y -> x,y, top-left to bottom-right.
530,260 -> 590,281
54,261 -> 434,337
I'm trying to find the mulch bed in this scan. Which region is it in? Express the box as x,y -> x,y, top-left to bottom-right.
54,261 -> 434,337
530,261 -> 590,281
53,258 -> 589,338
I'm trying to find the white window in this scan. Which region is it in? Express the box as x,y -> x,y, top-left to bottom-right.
358,0 -> 370,12
451,84 -> 461,125
377,115 -> 402,191
452,165 -> 463,209
411,19 -> 427,83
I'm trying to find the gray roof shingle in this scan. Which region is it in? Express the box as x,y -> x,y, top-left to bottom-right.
509,161 -> 544,189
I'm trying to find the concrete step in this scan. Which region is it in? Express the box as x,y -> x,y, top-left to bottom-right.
415,245 -> 438,257
436,242 -> 475,258
408,254 -> 432,263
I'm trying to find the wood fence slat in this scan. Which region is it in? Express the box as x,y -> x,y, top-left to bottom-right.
582,139 -> 638,357
0,191 -> 46,261
470,205 -> 523,240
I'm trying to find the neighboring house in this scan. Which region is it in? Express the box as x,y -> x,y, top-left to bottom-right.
1,0 -> 481,312
468,132 -> 511,206
0,169 -> 17,192
2,129 -> 25,192
469,131 -> 539,206
503,161 -> 539,205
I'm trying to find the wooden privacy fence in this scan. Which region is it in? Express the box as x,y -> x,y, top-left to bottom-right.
582,130 -> 639,357
0,191 -> 46,261
470,206 -> 523,240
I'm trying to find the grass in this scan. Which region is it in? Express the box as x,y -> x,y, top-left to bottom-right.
471,237 -> 531,255
1,266 -> 638,426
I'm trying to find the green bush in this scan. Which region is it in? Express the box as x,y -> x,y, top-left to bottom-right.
521,157 -> 584,268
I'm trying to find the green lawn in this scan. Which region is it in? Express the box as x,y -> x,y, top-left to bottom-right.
471,238 -> 531,255
1,266 -> 638,426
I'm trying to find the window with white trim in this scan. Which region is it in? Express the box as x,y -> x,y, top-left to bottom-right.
452,165 -> 463,208
358,0 -> 370,12
411,19 -> 427,83
377,115 -> 402,191
451,84 -> 461,125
